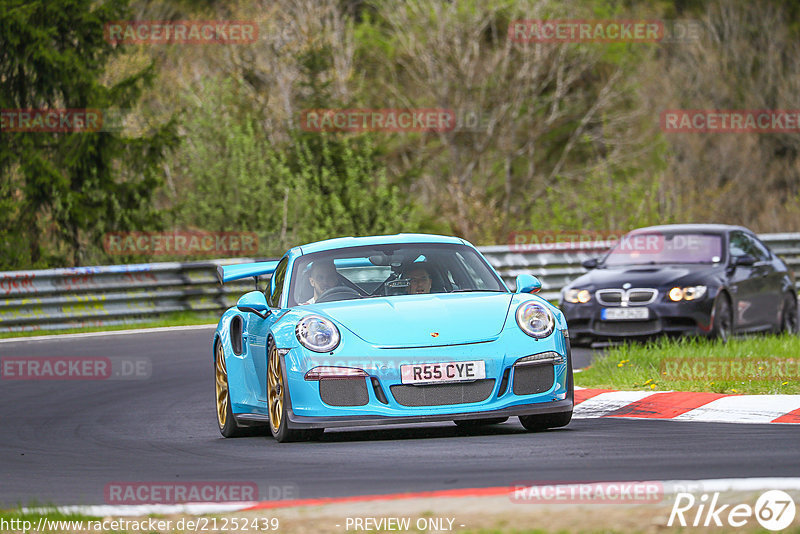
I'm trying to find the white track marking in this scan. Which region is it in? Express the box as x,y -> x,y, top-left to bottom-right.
41,478 -> 800,516
0,324 -> 217,344
661,478 -> 800,493
32,502 -> 257,517
573,390 -> 658,418
673,395 -> 800,423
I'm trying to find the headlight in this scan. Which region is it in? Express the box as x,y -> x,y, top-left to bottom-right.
516,301 -> 555,338
564,288 -> 592,304
668,285 -> 707,302
296,315 -> 340,352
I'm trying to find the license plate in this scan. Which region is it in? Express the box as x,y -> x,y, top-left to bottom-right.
601,307 -> 649,320
400,360 -> 486,384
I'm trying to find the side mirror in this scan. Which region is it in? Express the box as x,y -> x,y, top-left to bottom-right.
515,274 -> 542,294
732,254 -> 756,268
581,258 -> 599,269
237,291 -> 270,319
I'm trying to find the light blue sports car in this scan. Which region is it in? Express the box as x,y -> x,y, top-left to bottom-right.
213,234 -> 573,442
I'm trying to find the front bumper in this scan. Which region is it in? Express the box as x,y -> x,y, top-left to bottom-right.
562,298 -> 715,341
291,399 -> 572,428
237,399 -> 573,429
235,325 -> 573,428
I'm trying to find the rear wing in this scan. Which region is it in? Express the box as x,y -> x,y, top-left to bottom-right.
216,261 -> 279,285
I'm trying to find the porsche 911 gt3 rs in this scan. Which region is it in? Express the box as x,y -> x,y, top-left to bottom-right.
213,234 -> 573,442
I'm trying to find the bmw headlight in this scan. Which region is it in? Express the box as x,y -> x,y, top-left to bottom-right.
564,288 -> 592,304
668,285 -> 708,302
296,315 -> 340,352
516,301 -> 555,338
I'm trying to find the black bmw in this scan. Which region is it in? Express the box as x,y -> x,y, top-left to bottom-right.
561,224 -> 798,346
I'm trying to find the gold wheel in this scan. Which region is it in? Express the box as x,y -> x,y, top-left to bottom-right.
268,342 -> 284,433
215,341 -> 228,429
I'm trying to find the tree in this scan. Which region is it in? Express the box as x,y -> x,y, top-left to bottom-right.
0,0 -> 177,268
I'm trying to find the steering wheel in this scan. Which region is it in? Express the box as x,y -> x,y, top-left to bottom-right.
316,286 -> 362,303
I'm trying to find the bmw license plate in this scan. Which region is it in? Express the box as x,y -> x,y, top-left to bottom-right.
400,361 -> 486,384
601,307 -> 649,321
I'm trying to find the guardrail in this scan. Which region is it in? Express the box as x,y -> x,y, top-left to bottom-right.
1,233 -> 799,333
0,260 -> 259,333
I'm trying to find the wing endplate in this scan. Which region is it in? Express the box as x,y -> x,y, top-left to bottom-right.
217,261 -> 279,284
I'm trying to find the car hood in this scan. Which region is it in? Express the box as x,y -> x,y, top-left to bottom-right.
309,293 -> 513,348
570,264 -> 724,289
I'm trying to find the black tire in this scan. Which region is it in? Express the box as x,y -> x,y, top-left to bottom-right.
519,411 -> 572,432
267,338 -> 322,442
781,293 -> 799,334
215,339 -> 252,438
519,335 -> 575,432
454,417 -> 509,428
710,293 -> 733,343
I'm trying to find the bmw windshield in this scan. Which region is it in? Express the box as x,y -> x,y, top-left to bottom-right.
603,233 -> 724,266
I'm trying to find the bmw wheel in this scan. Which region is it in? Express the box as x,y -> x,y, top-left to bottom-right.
711,294 -> 733,343
781,293 -> 798,334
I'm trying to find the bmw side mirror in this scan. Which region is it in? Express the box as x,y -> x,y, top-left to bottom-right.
515,274 -> 542,294
581,258 -> 599,269
237,291 -> 270,319
732,254 -> 756,267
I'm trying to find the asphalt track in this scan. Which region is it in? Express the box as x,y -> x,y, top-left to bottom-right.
1,327 -> 799,507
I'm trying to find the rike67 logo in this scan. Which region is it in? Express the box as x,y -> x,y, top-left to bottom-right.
668,490 -> 796,531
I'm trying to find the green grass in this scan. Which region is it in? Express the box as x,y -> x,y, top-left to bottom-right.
576,335 -> 800,395
0,310 -> 219,339
0,504 -> 99,522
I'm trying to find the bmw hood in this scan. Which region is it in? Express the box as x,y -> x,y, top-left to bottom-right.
570,264 -> 724,289
309,293 -> 513,348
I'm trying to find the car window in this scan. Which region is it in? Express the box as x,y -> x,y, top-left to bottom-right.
744,234 -> 771,262
730,231 -> 769,262
729,232 -> 749,258
268,257 -> 288,308
604,232 -> 723,265
454,251 -> 490,289
287,243 -> 506,306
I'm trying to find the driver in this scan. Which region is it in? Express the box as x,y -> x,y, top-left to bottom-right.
303,260 -> 339,304
405,265 -> 432,294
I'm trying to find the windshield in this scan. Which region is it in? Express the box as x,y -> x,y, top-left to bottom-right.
603,233 -> 724,266
288,243 -> 507,306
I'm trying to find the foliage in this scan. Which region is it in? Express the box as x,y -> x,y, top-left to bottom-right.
577,335 -> 800,395
2,0 -> 799,268
169,76 -> 429,257
0,0 -> 177,268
